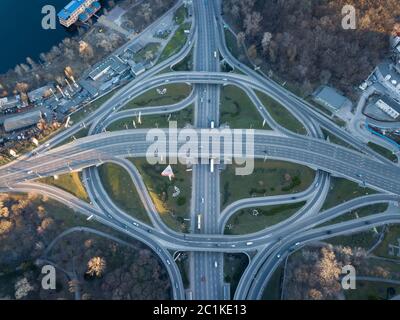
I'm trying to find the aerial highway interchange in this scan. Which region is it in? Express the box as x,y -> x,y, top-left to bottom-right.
1,0 -> 400,301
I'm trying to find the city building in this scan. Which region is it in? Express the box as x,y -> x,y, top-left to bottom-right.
375,97 -> 400,120
79,80 -> 99,97
58,0 -> 101,27
376,62 -> 400,94
125,41 -> 145,55
130,62 -> 146,77
3,110 -> 42,133
27,85 -> 54,103
0,96 -> 20,111
312,86 -> 352,111
88,56 -> 129,81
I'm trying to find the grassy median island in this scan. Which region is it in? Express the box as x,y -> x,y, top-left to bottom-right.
221,160 -> 315,209
122,83 -> 192,110
98,163 -> 152,226
108,104 -> 194,131
159,22 -> 192,62
320,203 -> 389,228
39,172 -> 89,202
262,264 -> 285,300
225,202 -> 306,235
224,29 -> 252,68
174,5 -> 188,25
327,229 -> 381,250
172,50 -> 193,71
322,129 -> 358,151
54,127 -> 90,148
224,253 -> 249,297
220,85 -> 271,130
321,177 -> 376,211
368,142 -> 398,163
255,91 -> 307,135
130,159 -> 192,233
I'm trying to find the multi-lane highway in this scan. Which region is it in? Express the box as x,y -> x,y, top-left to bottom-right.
2,0 -> 400,301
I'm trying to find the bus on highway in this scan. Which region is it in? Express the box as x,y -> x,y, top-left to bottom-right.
197,214 -> 202,230
210,158 -> 215,173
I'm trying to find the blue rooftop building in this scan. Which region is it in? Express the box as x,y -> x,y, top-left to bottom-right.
58,0 -> 101,27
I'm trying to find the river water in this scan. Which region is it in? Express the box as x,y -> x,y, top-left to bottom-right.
0,0 -> 78,73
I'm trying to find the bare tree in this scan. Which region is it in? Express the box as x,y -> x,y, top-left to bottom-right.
237,32 -> 246,48
261,32 -> 272,54
86,257 -> 106,277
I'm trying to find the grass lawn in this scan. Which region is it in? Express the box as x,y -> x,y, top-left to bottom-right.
345,280 -> 400,300
159,22 -> 191,62
131,159 -> 192,233
319,203 -> 389,228
132,42 -> 161,63
122,83 -> 192,110
322,177 -> 376,211
224,253 -> 249,297
255,91 -> 307,135
373,224 -> 400,260
98,163 -> 152,225
174,5 -> 188,25
327,229 -> 381,250
39,172 -> 89,202
221,160 -> 315,209
262,264 -> 284,300
70,90 -> 116,123
108,104 -> 193,131
225,202 -> 306,235
220,85 -> 271,130
368,142 -> 398,163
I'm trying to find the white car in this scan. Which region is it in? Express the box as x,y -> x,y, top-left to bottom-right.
133,222 -> 139,227
166,259 -> 171,265
277,254 -> 281,259
214,261 -> 218,268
